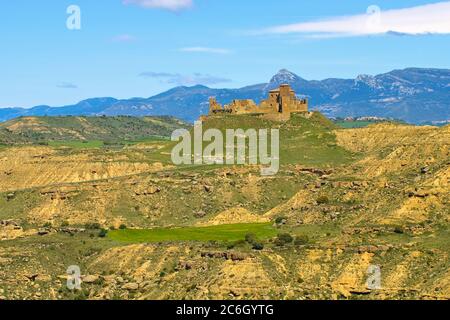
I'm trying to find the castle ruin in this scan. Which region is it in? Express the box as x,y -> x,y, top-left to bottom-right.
207,84 -> 308,121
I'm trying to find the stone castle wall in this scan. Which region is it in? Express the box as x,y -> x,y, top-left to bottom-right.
207,84 -> 308,121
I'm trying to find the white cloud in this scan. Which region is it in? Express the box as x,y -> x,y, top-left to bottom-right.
123,0 -> 192,11
258,2 -> 450,37
179,47 -> 232,54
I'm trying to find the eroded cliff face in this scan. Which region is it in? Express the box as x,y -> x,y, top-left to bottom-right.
0,122 -> 448,300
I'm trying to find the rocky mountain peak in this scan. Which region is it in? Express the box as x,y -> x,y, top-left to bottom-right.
270,69 -> 302,85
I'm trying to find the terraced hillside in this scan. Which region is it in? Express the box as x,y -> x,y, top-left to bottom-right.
0,114 -> 448,300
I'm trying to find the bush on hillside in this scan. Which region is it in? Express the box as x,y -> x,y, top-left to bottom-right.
245,233 -> 257,244
98,229 -> 108,238
252,242 -> 264,251
275,233 -> 294,246
275,216 -> 287,225
316,195 -> 329,205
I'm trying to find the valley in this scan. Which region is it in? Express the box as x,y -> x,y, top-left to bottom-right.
0,114 -> 448,300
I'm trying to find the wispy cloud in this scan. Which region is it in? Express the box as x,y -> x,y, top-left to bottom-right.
139,71 -> 231,86
179,47 -> 232,54
56,82 -> 78,89
123,0 -> 193,11
111,34 -> 137,42
257,2 -> 450,38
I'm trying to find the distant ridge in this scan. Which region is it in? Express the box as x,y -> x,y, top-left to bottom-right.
1,68 -> 449,124
0,116 -> 190,145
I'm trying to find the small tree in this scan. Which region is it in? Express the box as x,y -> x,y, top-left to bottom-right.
98,229 -> 108,238
252,242 -> 264,251
275,233 -> 294,246
394,226 -> 404,234
316,195 -> 329,205
275,216 -> 287,225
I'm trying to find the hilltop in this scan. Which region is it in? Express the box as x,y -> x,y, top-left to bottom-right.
0,68 -> 449,124
199,112 -> 354,167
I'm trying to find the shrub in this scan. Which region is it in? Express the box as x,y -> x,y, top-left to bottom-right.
226,242 -> 235,250
274,239 -> 284,246
252,242 -> 264,251
275,216 -> 287,225
275,233 -> 294,246
394,226 -> 404,234
278,233 -> 293,243
294,235 -> 309,246
98,229 -> 108,238
316,195 -> 329,205
119,224 -> 127,230
245,233 -> 257,244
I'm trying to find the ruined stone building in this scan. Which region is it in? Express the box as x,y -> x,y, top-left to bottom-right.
207,84 -> 308,121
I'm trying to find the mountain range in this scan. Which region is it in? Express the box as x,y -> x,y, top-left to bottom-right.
1,68 -> 449,124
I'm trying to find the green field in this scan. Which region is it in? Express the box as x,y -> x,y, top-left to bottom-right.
108,223 -> 277,243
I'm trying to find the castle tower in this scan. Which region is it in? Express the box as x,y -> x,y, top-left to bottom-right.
278,84 -> 293,113
279,84 -> 292,98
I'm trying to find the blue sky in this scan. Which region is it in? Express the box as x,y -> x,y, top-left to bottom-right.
1,0 -> 450,108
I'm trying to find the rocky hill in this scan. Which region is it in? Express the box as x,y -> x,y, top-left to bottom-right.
1,68 -> 449,124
